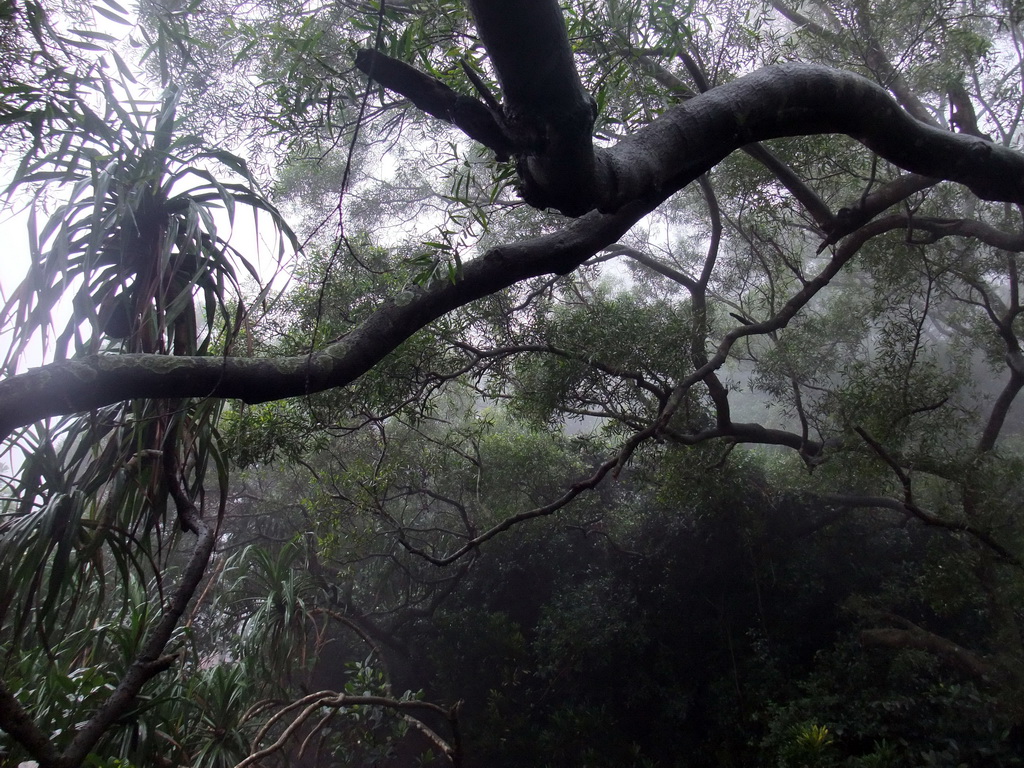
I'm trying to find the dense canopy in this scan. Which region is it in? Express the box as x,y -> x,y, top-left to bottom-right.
2,0 -> 1024,765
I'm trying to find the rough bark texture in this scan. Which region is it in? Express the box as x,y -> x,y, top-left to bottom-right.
358,0 -> 1024,216
6,1 -> 1024,764
0,201 -> 651,441
10,60 -> 1024,438
5,0 -> 1024,438
465,0 -> 599,214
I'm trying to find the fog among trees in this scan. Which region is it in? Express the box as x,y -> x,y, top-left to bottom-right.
2,0 -> 1024,765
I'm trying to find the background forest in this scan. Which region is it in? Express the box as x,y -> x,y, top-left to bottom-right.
1,0 -> 1024,765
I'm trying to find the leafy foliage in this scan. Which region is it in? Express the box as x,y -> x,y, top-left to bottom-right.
4,0 -> 1024,766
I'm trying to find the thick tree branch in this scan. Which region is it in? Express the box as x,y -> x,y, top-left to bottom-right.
9,23 -> 1024,443
979,369 -> 1024,453
662,421 -> 824,454
355,50 -> 514,160
359,0 -> 1024,215
594,64 -> 1023,213
625,47 -> 835,230
464,0 -> 598,214
0,682 -> 62,767
821,173 -> 938,248
861,618 -> 995,680
0,203 -> 651,441
363,39 -> 1024,216
894,216 -> 1024,251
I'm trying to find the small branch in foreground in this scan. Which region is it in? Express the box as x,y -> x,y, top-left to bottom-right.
854,426 -> 913,503
398,450 -> 631,566
235,691 -> 461,768
59,458 -> 217,768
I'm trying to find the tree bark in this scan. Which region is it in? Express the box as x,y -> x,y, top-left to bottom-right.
359,0 -> 1024,216
7,0 -> 1024,442
861,624 -> 995,681
0,201 -> 650,441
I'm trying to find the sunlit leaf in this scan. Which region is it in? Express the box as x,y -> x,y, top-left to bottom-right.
93,4 -> 130,26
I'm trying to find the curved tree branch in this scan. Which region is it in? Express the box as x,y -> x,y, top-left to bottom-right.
361,0 -> 1024,215
7,63 -> 1024,441
821,494 -> 1022,568
0,203 -> 650,441
623,44 -> 836,230
593,63 -> 1022,214
861,620 -> 995,680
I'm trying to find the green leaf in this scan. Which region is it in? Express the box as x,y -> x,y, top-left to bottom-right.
93,4 -> 130,25
109,49 -> 138,84
69,28 -> 118,42
95,0 -> 129,14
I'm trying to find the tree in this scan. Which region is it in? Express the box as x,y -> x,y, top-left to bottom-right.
3,0 -> 1024,764
6,0 -> 1024,431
